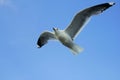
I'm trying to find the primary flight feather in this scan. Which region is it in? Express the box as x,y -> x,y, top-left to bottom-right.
37,2 -> 115,55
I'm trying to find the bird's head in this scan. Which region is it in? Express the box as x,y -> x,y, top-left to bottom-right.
53,27 -> 58,32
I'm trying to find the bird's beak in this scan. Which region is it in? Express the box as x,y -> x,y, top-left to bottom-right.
53,27 -> 55,31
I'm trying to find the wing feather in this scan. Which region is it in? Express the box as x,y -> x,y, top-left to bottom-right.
65,2 -> 115,39
37,31 -> 56,48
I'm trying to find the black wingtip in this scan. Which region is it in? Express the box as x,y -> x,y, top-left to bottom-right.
37,37 -> 46,48
108,2 -> 115,6
37,45 -> 41,48
37,41 -> 44,48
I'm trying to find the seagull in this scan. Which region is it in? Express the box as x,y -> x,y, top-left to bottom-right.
37,2 -> 115,55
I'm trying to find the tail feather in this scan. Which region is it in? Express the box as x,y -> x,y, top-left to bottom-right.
69,43 -> 83,55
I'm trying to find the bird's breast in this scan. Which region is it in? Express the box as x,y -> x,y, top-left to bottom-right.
56,32 -> 72,45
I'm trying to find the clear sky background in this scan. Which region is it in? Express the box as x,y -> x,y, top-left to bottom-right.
0,0 -> 120,80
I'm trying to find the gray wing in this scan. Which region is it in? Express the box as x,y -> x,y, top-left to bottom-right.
37,31 -> 56,48
65,2 -> 115,39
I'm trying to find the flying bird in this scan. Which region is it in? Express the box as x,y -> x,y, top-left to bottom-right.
37,2 -> 115,55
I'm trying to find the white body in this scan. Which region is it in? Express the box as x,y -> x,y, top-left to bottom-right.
54,30 -> 83,54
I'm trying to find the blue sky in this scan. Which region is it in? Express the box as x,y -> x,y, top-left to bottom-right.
0,0 -> 120,80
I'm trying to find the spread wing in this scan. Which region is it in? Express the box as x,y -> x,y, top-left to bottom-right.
37,31 -> 56,48
65,2 -> 115,39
